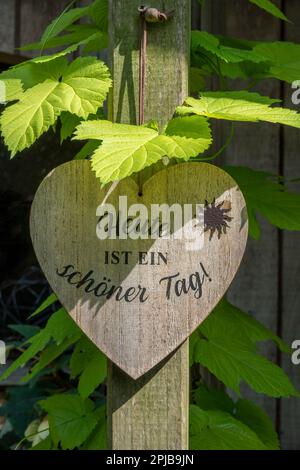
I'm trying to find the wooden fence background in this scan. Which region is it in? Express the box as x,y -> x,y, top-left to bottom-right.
0,0 -> 299,450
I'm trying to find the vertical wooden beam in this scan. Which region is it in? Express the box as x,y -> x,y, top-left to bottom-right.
107,0 -> 190,450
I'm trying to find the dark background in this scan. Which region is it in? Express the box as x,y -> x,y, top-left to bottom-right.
0,0 -> 299,449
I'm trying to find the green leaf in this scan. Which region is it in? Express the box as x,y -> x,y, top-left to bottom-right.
8,324 -> 40,339
88,0 -> 108,32
202,298 -> 290,353
0,309 -> 80,382
74,115 -> 212,183
70,337 -> 106,398
1,57 -> 111,156
193,384 -> 235,414
177,91 -> 300,129
225,166 -> 300,238
1,80 -> 62,156
190,67 -> 207,93
253,42 -> 300,83
194,333 -> 298,397
190,405 -> 267,450
192,386 -> 279,450
0,79 -> 23,102
80,406 -> 107,450
39,394 -> 98,450
78,353 -> 106,398
22,334 -> 81,383
1,385 -> 46,437
60,112 -> 81,143
29,293 -> 58,318
45,308 -> 80,345
22,25 -> 102,51
191,31 -> 264,64
249,0 -> 289,21
39,5 -> 89,50
60,57 -> 111,118
235,399 -> 280,450
192,299 -> 295,397
0,57 -> 67,90
74,140 -> 100,160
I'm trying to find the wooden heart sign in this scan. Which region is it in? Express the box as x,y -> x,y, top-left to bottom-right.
30,161 -> 248,378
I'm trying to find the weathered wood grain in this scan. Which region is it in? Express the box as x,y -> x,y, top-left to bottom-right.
107,0 -> 191,450
30,160 -> 248,379
109,0 -> 190,129
202,0 -> 282,424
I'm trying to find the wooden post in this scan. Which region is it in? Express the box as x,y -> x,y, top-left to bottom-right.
107,0 -> 191,450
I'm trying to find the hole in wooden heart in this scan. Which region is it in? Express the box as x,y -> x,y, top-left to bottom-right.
30,161 -> 248,378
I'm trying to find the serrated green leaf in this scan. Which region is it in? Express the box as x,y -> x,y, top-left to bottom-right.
0,309 -> 80,382
39,394 -> 98,450
22,334 -> 81,383
29,293 -> 58,318
1,80 -> 62,156
201,298 -> 290,353
191,31 -> 264,64
78,353 -> 106,398
70,336 -> 106,398
46,308 -> 80,345
235,399 -> 280,450
74,140 -> 100,160
60,112 -> 81,143
225,166 -> 300,238
253,42 -> 300,83
190,405 -> 267,450
74,115 -> 212,183
0,57 -> 68,90
80,406 -> 107,450
0,79 -> 23,102
0,331 -> 49,382
249,0 -> 289,21
41,6 -> 89,43
194,335 -> 298,397
1,57 -> 111,156
59,57 -> 111,118
192,386 -> 279,450
22,25 -> 105,52
88,0 -> 108,32
177,91 -> 300,128
193,385 -> 235,414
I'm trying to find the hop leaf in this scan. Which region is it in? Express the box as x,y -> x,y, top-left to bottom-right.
74,115 -> 212,183
0,57 -> 111,156
177,91 -> 300,128
39,394 -> 99,450
249,0 -> 289,21
225,166 -> 300,238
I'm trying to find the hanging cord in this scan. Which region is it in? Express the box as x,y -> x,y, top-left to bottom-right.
138,6 -> 175,125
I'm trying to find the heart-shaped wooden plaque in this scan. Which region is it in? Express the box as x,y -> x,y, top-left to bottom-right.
30,161 -> 248,378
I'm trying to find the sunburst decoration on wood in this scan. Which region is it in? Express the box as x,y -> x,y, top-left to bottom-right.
204,199 -> 233,240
